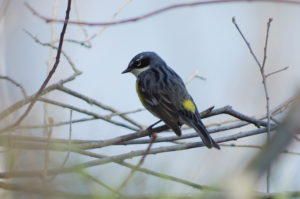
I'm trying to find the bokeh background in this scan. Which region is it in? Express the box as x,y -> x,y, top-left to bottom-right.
0,0 -> 300,197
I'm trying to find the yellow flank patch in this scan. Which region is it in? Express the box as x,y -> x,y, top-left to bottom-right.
136,81 -> 143,103
182,99 -> 196,113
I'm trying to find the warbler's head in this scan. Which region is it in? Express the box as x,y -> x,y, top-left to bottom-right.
122,52 -> 163,77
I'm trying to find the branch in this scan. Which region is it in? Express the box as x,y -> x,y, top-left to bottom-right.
262,18 -> 273,69
18,108 -> 143,130
265,66 -> 289,78
79,171 -> 121,196
0,0 -> 72,133
77,150 -> 219,191
0,181 -> 90,199
24,30 -> 81,74
25,0 -> 300,27
232,17 -> 262,68
57,85 -> 145,129
206,105 -> 268,127
117,136 -> 156,192
0,120 -> 262,150
0,73 -> 79,122
0,75 -> 27,98
38,97 -> 139,131
1,95 -> 291,146
221,143 -> 300,156
0,106 -> 272,150
0,126 -> 274,178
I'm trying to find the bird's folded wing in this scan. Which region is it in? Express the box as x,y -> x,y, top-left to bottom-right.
138,85 -> 182,136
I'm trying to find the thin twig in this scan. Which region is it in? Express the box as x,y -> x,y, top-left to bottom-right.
0,181 -> 90,199
18,108 -> 143,129
0,73 -> 80,122
61,110 -> 73,166
117,135 -> 157,192
19,117 -> 96,129
0,75 -> 27,98
265,66 -> 289,78
262,18 -> 273,69
57,85 -> 145,129
42,117 -> 54,178
185,70 -> 206,84
79,170 -> 121,196
202,105 -> 268,127
81,0 -> 133,46
221,143 -> 300,155
77,150 -> 219,191
232,17 -> 262,68
24,30 -> 81,74
38,97 -> 139,131
262,18 -> 273,194
46,110 -> 74,182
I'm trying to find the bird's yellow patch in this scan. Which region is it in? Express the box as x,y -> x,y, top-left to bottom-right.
182,99 -> 196,113
136,81 -> 143,103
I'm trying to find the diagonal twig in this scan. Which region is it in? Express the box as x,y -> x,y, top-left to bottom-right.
232,17 -> 262,68
38,97 -> 139,131
265,66 -> 289,78
117,135 -> 157,192
57,85 -> 145,129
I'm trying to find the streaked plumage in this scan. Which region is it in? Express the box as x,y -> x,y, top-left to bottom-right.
122,52 -> 220,149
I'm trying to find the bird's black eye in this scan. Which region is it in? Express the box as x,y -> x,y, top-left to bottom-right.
135,57 -> 150,68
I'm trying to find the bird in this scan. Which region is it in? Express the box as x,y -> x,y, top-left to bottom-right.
122,52 -> 220,149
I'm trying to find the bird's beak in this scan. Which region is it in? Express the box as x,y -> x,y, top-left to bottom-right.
121,68 -> 131,74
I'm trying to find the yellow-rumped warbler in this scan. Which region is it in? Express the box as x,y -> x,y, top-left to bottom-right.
122,52 -> 220,149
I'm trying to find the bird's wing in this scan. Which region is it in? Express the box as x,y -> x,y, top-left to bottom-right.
136,78 -> 182,136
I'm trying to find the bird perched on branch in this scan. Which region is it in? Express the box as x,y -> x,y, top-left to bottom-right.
122,52 -> 220,149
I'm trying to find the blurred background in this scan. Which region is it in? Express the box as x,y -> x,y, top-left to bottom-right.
0,0 -> 300,198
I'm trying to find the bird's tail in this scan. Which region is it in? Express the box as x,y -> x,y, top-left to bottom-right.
191,119 -> 220,149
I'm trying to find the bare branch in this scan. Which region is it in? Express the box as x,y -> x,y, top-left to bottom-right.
57,85 -> 145,129
24,30 -> 81,74
0,73 -> 80,122
185,70 -> 206,84
0,0 -> 72,133
42,117 -> 53,179
77,150 -> 219,191
38,97 -> 139,131
262,18 -> 273,193
79,171 -> 121,196
232,17 -> 262,68
262,18 -> 273,69
117,136 -> 156,192
221,143 -> 300,155
0,75 -> 27,98
232,17 -> 277,193
203,105 -> 269,127
25,0 -> 300,27
265,66 -> 289,78
0,126 -> 275,178
0,181 -> 90,199
18,109 -> 143,130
